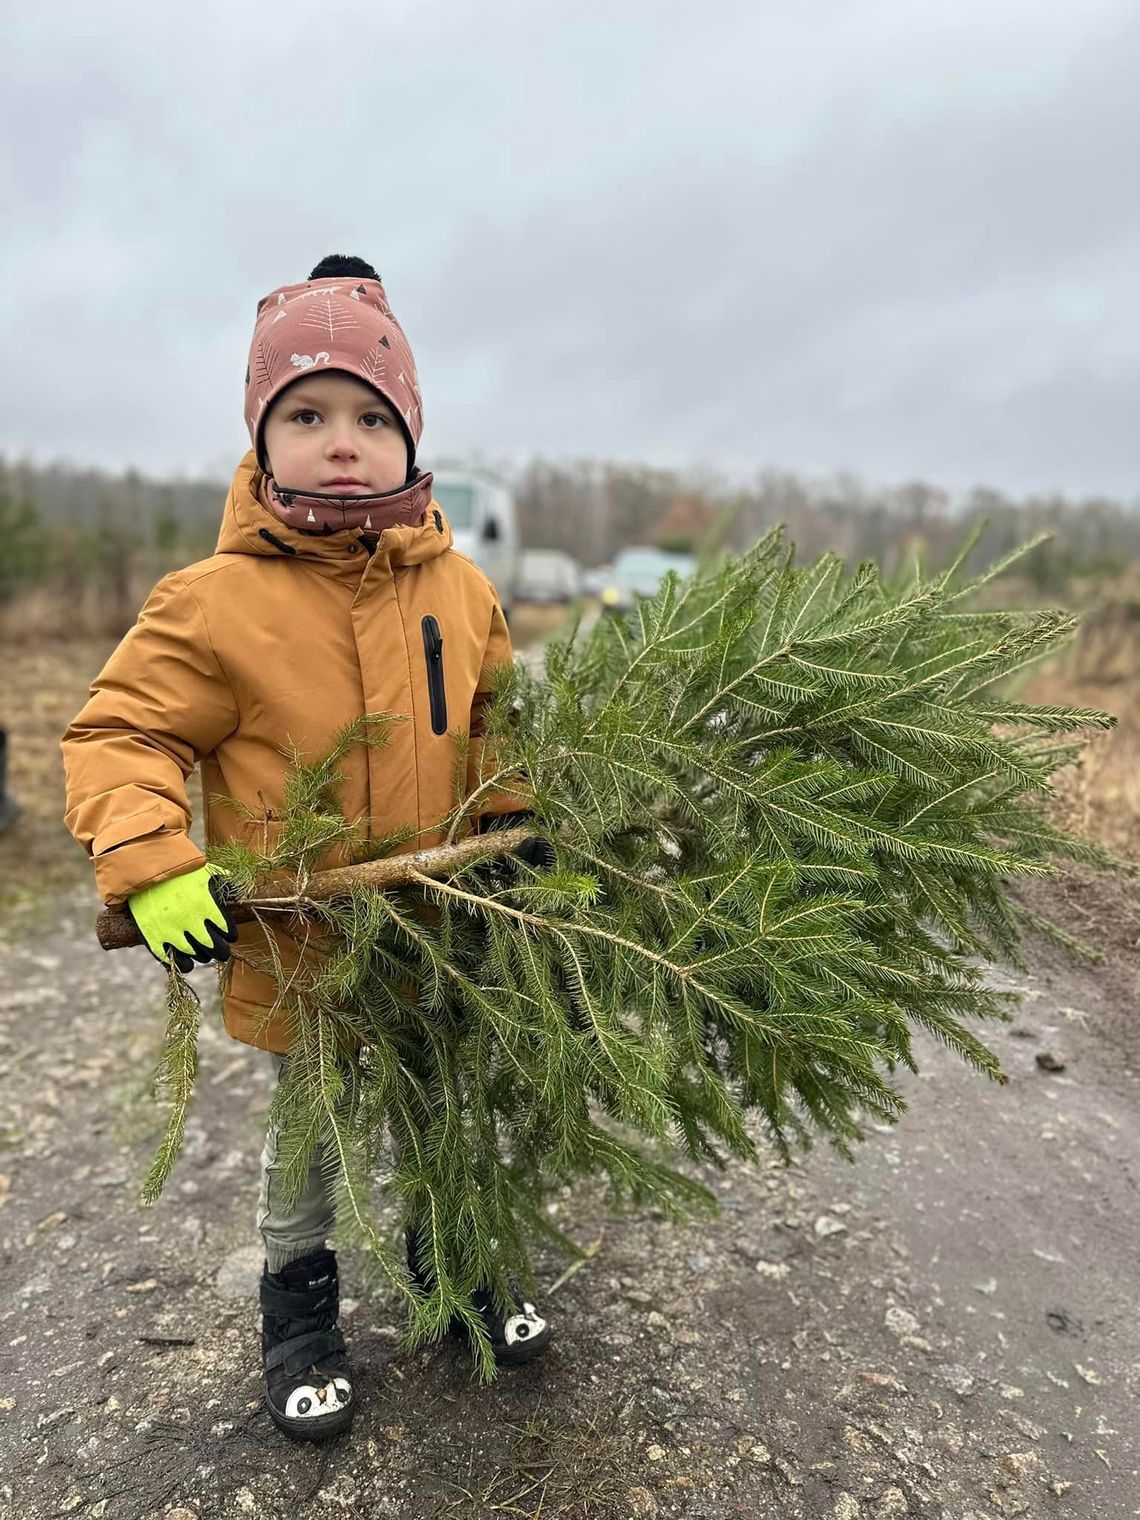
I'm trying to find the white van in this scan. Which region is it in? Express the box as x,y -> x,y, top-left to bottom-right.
429,467 -> 522,619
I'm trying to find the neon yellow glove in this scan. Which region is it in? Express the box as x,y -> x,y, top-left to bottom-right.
127,863 -> 238,973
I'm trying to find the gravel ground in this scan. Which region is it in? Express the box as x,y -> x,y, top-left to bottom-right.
1,870 -> 1138,1520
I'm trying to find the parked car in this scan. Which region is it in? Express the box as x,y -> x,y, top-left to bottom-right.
596,546 -> 697,613
430,467 -> 521,617
517,549 -> 583,604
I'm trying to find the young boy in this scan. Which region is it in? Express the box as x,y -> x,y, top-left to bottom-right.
60,255 -> 552,1442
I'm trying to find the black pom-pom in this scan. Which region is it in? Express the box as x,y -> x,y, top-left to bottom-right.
308,254 -> 381,282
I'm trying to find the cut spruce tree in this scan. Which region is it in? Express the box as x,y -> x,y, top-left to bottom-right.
131,523 -> 1120,1382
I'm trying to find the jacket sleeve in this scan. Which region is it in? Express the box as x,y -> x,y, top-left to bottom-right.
59,571 -> 239,908
466,596 -> 533,828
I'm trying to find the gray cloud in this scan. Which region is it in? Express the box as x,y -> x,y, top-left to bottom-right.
2,0 -> 1137,497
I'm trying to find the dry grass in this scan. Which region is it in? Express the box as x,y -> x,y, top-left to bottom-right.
0,637 -> 119,918
1018,597 -> 1140,861
508,599 -> 585,650
0,565 -> 182,645
424,1399 -> 642,1518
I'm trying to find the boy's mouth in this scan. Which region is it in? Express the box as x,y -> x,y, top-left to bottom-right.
324,477 -> 370,490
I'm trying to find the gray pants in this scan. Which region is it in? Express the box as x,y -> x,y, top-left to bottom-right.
257,1052 -> 403,1275
258,1042 -> 440,1273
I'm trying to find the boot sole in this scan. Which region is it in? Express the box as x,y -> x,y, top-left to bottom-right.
447,1317 -> 554,1366
493,1327 -> 553,1365
266,1396 -> 355,1442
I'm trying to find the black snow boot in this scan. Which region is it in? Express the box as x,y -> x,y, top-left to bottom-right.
260,1247 -> 355,1440
405,1225 -> 553,1366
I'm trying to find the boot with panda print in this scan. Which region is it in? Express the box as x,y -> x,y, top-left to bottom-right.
405,1223 -> 553,1366
260,1247 -> 355,1440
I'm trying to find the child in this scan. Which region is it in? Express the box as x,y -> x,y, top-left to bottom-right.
60,255 -> 553,1442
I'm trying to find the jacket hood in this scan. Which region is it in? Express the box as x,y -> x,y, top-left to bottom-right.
215,450 -> 453,572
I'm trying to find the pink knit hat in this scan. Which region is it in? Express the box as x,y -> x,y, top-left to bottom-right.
244,259 -> 424,477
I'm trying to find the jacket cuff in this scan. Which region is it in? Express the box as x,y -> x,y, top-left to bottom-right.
96,834 -> 209,908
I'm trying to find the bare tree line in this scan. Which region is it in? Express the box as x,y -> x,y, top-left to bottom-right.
2,453 -> 1138,642
515,460 -> 1138,593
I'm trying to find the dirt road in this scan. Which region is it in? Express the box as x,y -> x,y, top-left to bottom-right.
1,870 -> 1137,1520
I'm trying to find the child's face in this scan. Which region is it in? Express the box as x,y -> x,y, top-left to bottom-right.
261,371 -> 409,493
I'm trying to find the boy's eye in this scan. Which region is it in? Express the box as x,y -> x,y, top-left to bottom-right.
292,410 -> 389,426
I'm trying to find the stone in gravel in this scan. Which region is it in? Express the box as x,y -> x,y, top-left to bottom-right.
833,1496 -> 860,1519
1036,1049 -> 1067,1072
936,1364 -> 976,1396
755,1260 -> 790,1279
875,1488 -> 907,1517
317,1475 -> 358,1505
1000,1451 -> 1041,1481
213,1246 -> 263,1302
815,1214 -> 848,1238
884,1305 -> 920,1337
627,1489 -> 658,1516
843,1424 -> 874,1452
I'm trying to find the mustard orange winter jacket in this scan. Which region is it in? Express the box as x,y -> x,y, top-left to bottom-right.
60,451 -> 524,1053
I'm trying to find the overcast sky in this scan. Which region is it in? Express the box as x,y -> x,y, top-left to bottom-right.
4,0 -> 1138,499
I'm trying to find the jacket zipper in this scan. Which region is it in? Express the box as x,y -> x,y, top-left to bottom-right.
421,614 -> 448,734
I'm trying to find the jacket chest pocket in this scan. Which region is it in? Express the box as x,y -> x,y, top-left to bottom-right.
421,614 -> 448,734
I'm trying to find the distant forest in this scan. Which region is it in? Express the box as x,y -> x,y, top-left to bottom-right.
2,452 -> 1138,639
